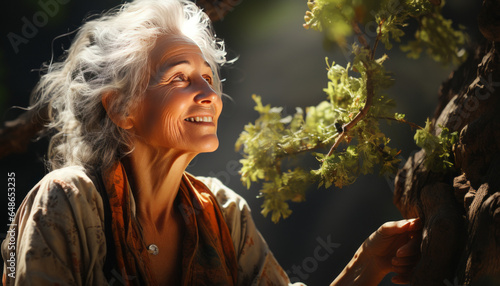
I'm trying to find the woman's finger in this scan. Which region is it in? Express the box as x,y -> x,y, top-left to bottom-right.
408,217 -> 423,231
392,255 -> 419,267
378,218 -> 422,237
396,236 -> 421,257
392,264 -> 414,275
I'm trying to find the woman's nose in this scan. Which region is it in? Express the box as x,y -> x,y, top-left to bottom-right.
194,78 -> 218,104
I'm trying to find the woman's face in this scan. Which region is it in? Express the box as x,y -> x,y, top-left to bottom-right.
128,34 -> 222,154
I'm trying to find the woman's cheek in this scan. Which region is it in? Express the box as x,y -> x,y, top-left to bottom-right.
160,113 -> 183,147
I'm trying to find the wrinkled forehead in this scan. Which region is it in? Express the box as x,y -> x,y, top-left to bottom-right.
148,34 -> 210,74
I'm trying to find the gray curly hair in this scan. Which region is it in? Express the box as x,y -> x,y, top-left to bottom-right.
30,0 -> 227,171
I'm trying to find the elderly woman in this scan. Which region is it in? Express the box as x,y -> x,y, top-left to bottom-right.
1,0 -> 421,285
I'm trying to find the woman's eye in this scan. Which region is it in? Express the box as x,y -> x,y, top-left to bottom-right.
172,74 -> 187,82
203,75 -> 213,85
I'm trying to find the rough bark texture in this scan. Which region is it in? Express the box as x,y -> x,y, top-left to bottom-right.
0,106 -> 48,158
394,1 -> 500,283
2,1 -> 500,284
196,0 -> 243,22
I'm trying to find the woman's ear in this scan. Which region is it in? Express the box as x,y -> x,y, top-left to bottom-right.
101,91 -> 134,130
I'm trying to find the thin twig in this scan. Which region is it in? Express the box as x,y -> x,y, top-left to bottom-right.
275,161 -> 282,176
275,142 -> 327,160
371,19 -> 385,60
326,67 -> 374,158
324,18 -> 390,159
377,116 -> 423,130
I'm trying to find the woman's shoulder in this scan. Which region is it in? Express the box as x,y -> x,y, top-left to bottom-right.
2,166 -> 107,285
23,166 -> 104,215
39,165 -> 92,186
192,176 -> 250,213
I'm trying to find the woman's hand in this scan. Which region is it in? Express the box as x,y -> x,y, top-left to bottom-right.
331,218 -> 422,286
363,218 -> 422,284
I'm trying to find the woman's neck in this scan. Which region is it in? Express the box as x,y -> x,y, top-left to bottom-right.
123,140 -> 197,229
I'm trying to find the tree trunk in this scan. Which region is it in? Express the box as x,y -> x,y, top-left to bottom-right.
2,1 -> 500,284
394,1 -> 500,284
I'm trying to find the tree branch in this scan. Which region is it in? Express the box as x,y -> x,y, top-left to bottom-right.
196,0 -> 243,22
0,105 -> 49,158
326,67 -> 374,158
376,116 -> 423,130
275,142 -> 327,160
371,20 -> 384,60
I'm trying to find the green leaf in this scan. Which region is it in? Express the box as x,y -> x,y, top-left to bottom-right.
414,119 -> 458,172
235,0 -> 467,222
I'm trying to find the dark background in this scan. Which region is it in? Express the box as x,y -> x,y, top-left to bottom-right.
1,0 -> 481,285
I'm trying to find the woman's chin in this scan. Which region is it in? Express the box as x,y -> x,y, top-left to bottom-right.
196,137 -> 219,153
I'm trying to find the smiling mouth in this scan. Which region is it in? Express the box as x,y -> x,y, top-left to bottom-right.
184,116 -> 213,123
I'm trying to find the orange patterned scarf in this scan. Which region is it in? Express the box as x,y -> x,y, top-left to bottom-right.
103,162 -> 238,285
